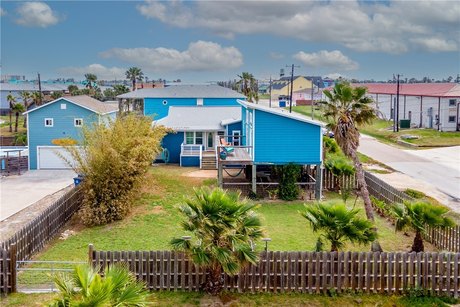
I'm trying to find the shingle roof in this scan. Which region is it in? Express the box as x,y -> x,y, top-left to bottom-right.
357,83 -> 460,98
24,95 -> 118,115
154,106 -> 242,131
118,84 -> 246,99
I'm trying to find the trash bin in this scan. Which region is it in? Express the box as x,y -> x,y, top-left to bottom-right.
73,175 -> 84,186
219,151 -> 227,160
400,119 -> 411,129
279,100 -> 286,107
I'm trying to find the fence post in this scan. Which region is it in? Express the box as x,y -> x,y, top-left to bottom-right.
10,243 -> 17,293
88,244 -> 94,267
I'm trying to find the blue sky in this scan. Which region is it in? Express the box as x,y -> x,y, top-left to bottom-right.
1,1 -> 459,82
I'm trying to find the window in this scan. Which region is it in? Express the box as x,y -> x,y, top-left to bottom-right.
449,99 -> 457,107
60,103 -> 67,109
74,118 -> 83,127
44,118 -> 53,127
162,100 -> 168,105
449,116 -> 456,123
185,132 -> 203,145
197,98 -> 203,106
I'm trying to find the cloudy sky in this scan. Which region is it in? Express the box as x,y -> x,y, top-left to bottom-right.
1,0 -> 459,82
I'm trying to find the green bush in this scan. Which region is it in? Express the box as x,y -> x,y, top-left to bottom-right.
275,164 -> 301,201
405,188 -> 425,199
64,114 -> 167,226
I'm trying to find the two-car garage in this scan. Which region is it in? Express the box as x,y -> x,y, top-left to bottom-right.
37,146 -> 76,169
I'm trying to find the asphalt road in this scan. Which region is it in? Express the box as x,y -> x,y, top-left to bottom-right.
358,135 -> 460,205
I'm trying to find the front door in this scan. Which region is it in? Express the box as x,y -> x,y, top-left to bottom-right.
206,132 -> 214,150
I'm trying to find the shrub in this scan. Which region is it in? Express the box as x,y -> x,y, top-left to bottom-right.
275,164 -> 301,201
405,188 -> 425,199
64,114 -> 167,226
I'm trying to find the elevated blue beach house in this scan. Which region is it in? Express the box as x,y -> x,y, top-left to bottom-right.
24,95 -> 118,170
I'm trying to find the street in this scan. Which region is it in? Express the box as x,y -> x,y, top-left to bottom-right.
358,135 -> 460,211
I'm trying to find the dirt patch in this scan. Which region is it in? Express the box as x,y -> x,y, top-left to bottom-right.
184,169 -> 217,178
150,206 -> 164,214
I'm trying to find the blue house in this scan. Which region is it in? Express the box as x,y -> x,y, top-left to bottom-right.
118,85 -> 245,168
24,95 -> 118,170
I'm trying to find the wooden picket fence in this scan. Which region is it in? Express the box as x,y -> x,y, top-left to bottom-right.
364,171 -> 413,204
90,248 -> 460,297
425,225 -> 460,253
322,169 -> 357,191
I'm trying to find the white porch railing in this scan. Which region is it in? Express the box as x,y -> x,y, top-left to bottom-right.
180,143 -> 203,168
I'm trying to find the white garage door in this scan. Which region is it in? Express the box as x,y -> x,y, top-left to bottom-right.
37,146 -> 75,169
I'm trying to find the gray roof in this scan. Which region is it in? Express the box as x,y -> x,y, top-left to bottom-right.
0,83 -> 112,92
24,95 -> 118,115
154,106 -> 241,131
118,84 -> 246,99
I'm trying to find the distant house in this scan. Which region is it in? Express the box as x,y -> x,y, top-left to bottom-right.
118,84 -> 245,168
271,76 -> 313,98
359,83 -> 460,131
24,95 -> 118,170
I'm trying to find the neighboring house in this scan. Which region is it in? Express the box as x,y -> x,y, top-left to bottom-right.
24,95 -> 118,170
359,83 -> 460,131
271,76 -> 313,98
217,100 -> 324,198
118,84 -> 246,168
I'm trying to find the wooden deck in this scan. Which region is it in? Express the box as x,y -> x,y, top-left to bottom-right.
219,147 -> 252,165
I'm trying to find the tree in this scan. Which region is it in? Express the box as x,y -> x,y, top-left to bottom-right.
126,67 -> 144,91
12,103 -> 25,132
67,84 -> 79,94
236,72 -> 259,103
6,94 -> 16,132
19,91 -> 31,128
301,202 -> 376,252
50,91 -> 63,100
31,91 -> 43,106
62,114 -> 167,225
113,84 -> 130,96
392,201 -> 454,252
320,82 -> 382,251
171,188 -> 263,295
49,264 -> 149,307
84,73 -> 97,89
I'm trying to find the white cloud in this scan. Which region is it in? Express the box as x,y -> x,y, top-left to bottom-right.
15,2 -> 60,28
269,52 -> 284,60
0,7 -> 6,16
294,50 -> 359,71
410,38 -> 458,52
58,64 -> 126,80
136,0 -> 460,54
100,41 -> 243,72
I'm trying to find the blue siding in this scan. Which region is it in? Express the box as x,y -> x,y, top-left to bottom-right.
28,98 -> 99,169
253,110 -> 321,164
161,132 -> 184,163
181,156 -> 200,167
226,122 -> 242,144
144,98 -> 240,119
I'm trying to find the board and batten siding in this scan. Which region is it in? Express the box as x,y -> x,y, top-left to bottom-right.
226,122 -> 243,144
144,98 -> 241,120
253,109 -> 321,164
28,99 -> 99,169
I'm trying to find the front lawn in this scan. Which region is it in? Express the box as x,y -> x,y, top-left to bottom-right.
32,165 -> 434,263
0,115 -> 26,138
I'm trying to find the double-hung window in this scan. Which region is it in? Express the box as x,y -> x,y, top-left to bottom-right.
74,118 -> 83,127
185,132 -> 203,145
44,118 -> 54,127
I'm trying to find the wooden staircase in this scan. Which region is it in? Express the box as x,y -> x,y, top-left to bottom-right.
201,152 -> 217,170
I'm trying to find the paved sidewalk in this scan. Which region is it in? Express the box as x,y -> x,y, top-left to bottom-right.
0,170 -> 76,221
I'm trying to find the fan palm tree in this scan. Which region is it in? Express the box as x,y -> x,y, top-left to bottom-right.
392,201 -> 454,252
6,94 -> 16,132
236,72 -> 259,103
301,202 -> 376,252
50,264 -> 149,307
12,103 -> 25,132
31,91 -> 43,106
320,82 -> 381,251
126,67 -> 144,91
171,187 -> 263,295
19,91 -> 31,128
84,73 -> 98,89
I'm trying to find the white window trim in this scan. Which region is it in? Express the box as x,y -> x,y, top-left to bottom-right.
60,103 -> 67,109
74,118 -> 83,127
184,131 -> 204,145
44,118 -> 54,127
197,98 -> 204,106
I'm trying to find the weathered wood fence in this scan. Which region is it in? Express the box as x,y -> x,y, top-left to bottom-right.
0,156 -> 28,176
425,225 -> 460,253
0,186 -> 83,294
90,248 -> 460,297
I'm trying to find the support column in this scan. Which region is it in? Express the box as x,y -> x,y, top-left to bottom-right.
315,163 -> 323,201
252,164 -> 257,194
218,163 -> 223,188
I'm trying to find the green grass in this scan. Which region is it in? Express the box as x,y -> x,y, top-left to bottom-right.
3,291 -> 458,307
0,115 -> 26,137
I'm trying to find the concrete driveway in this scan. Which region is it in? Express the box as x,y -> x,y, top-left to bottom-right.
0,170 -> 76,221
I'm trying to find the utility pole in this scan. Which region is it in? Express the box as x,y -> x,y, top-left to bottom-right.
269,75 -> 272,108
37,72 -> 43,105
286,64 -> 300,113
395,74 -> 401,132
310,79 -> 314,120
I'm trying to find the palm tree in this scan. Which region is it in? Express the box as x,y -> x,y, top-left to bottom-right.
19,91 -> 30,128
50,264 -> 149,307
113,84 -> 130,96
84,73 -> 97,89
321,82 -> 381,251
31,91 -> 43,106
171,187 -> 263,295
12,103 -> 25,132
236,72 -> 259,103
51,91 -> 63,100
392,201 -> 454,252
6,94 -> 16,132
126,67 -> 144,91
301,202 -> 376,252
